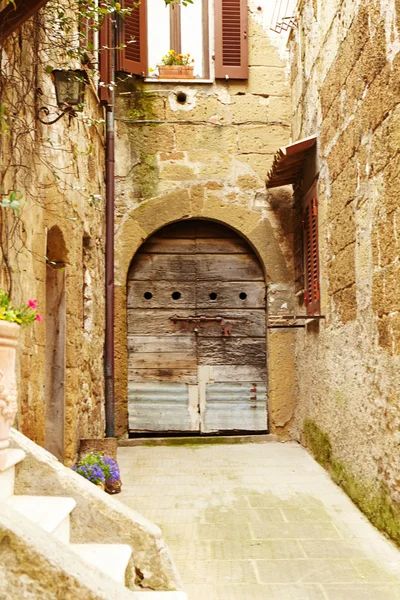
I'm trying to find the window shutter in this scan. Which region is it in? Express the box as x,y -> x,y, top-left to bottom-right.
214,0 -> 248,79
116,0 -> 147,76
303,184 -> 320,316
293,186 -> 304,294
99,15 -> 112,103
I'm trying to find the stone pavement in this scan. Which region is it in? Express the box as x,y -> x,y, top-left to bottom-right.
118,438 -> 400,599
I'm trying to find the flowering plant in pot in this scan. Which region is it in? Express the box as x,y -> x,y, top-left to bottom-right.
72,452 -> 122,494
0,290 -> 42,468
158,50 -> 195,79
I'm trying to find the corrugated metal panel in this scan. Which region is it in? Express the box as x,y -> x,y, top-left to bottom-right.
202,382 -> 267,432
128,382 -> 199,432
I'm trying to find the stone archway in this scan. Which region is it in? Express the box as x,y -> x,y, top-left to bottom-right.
115,193 -> 296,440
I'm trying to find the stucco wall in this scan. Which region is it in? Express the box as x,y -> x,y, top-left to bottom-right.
114,2 -> 297,439
290,0 -> 400,542
0,15 -> 106,463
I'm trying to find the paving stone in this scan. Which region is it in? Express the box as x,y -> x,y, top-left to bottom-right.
118,441 -> 400,599
177,559 -> 258,584
255,558 -> 364,584
323,584 -> 400,599
249,521 -> 343,540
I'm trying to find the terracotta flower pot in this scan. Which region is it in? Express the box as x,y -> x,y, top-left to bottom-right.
0,321 -> 20,459
158,65 -> 195,79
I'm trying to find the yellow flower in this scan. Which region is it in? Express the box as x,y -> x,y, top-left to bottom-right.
115,2 -> 121,9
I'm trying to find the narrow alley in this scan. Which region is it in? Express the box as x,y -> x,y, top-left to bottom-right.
119,439 -> 400,600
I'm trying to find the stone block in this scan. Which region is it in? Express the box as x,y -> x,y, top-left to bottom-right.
328,161 -> 358,220
197,159 -> 232,180
237,125 -> 290,154
372,209 -> 400,269
333,284 -> 357,324
230,94 -> 268,123
237,153 -> 275,180
227,67 -> 289,97
236,174 -> 261,189
268,95 -> 292,122
159,152 -> 185,161
373,263 -> 400,316
327,243 -> 356,294
127,124 -> 175,154
377,313 -> 400,355
383,152 -> 400,215
160,164 -> 196,181
329,204 -> 356,255
165,96 -> 231,124
175,125 -> 236,152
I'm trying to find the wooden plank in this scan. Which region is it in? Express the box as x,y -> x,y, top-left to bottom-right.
129,368 -> 197,384
197,281 -> 265,308
129,352 -> 198,369
197,338 -> 266,366
139,237 -> 250,254
127,281 -> 196,308
127,309 -> 266,337
128,335 -> 195,353
196,254 -> 264,281
128,254 -> 196,281
158,220 -> 236,239
212,365 -> 266,382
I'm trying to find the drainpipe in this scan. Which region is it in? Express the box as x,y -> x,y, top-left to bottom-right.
105,15 -> 116,438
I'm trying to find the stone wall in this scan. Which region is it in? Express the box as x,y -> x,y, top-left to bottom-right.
290,0 -> 400,541
114,1 -> 296,439
0,14 -> 106,463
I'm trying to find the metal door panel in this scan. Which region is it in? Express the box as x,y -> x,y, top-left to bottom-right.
128,382 -> 199,431
201,382 -> 267,432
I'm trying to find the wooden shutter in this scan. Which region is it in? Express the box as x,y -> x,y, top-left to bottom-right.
116,0 -> 147,76
99,14 -> 112,103
214,0 -> 248,79
293,184 -> 304,294
303,183 -> 320,316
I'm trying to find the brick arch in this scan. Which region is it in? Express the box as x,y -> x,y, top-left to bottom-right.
114,193 -> 294,438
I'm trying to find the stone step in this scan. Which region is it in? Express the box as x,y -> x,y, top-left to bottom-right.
70,543 -> 132,584
0,449 -> 25,501
5,495 -> 76,543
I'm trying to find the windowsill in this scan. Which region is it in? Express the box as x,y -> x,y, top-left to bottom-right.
144,78 -> 214,84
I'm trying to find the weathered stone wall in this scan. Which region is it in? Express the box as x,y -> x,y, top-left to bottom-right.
0,14 -> 106,463
290,0 -> 400,542
114,2 -> 296,439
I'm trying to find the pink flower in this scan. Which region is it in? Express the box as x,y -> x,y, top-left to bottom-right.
35,314 -> 43,323
28,299 -> 37,309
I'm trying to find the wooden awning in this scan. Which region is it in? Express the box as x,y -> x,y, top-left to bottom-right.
266,135 -> 317,188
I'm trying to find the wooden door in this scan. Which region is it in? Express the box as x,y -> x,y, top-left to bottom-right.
127,220 -> 267,434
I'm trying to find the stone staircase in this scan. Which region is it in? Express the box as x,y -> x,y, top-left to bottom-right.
0,439 -> 187,599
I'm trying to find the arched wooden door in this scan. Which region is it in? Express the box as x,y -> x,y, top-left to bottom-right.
127,220 -> 267,434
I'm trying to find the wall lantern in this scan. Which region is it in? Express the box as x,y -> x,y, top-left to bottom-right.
37,69 -> 88,125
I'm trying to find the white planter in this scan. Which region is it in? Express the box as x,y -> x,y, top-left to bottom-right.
0,321 -> 20,464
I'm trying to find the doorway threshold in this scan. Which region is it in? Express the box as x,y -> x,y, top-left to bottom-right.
119,433 -> 277,447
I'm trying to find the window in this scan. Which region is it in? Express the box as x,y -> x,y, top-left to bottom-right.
147,0 -> 207,78
301,182 -> 320,316
104,0 -> 248,81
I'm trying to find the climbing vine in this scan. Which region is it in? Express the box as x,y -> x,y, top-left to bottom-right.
0,0 -> 132,294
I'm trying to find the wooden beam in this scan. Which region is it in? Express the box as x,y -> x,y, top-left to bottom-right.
0,0 -> 48,41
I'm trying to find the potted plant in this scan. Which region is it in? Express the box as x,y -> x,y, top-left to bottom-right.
72,451 -> 122,494
0,290 -> 42,465
158,50 -> 195,79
